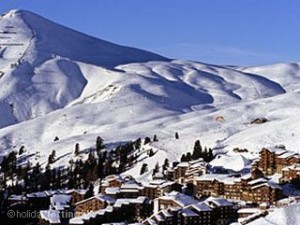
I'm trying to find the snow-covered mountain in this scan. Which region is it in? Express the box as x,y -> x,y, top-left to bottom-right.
1,9 -> 300,172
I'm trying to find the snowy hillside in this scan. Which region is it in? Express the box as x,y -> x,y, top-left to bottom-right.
0,9 -> 167,125
248,203 -> 300,225
1,9 -> 300,176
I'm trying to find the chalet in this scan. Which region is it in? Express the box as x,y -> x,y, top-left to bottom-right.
195,174 -> 233,198
205,197 -> 238,225
145,197 -> 237,225
186,202 -> 212,225
170,159 -> 207,184
113,197 -> 153,222
64,189 -> 86,204
258,147 -> 300,175
153,191 -> 198,213
280,163 -> 300,183
195,171 -> 284,204
69,197 -> 152,225
119,181 -> 144,198
141,180 -> 182,200
276,152 -> 300,174
100,174 -> 127,194
75,194 -> 115,214
250,182 -> 283,204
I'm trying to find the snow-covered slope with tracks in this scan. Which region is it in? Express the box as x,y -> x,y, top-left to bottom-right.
0,9 -> 300,176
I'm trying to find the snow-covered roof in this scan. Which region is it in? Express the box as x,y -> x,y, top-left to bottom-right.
263,147 -> 287,155
210,154 -> 249,172
8,194 -> 27,201
282,163 -> 300,171
196,174 -> 239,184
120,189 -> 139,193
69,217 -> 85,225
161,209 -> 173,217
182,208 -> 198,217
241,173 -> 252,180
251,182 -> 281,190
238,208 -> 261,214
114,198 -> 132,207
75,194 -> 115,205
155,214 -> 165,221
102,174 -> 125,183
27,191 -> 48,198
50,194 -> 72,210
176,162 -> 189,167
248,178 -> 268,186
149,179 -> 167,185
40,210 -> 60,224
142,180 -> 175,189
159,191 -> 198,207
105,187 -> 120,195
145,218 -> 157,225
45,190 -> 61,196
121,181 -> 142,189
277,152 -> 298,159
206,197 -> 233,207
133,196 -> 150,204
114,196 -> 150,207
64,189 -> 86,195
190,162 -> 206,168
191,202 -> 212,212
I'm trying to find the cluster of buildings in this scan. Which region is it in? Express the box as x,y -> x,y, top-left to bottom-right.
256,146 -> 300,183
194,168 -> 284,204
5,174 -> 238,225
166,159 -> 207,184
100,175 -> 182,200
147,192 -> 237,225
5,146 -> 300,225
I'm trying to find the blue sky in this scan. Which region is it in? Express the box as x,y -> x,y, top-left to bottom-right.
0,0 -> 299,66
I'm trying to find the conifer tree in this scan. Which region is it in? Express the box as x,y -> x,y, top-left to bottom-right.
44,164 -> 52,190
144,137 -> 151,145
140,163 -> 148,175
192,140 -> 202,160
208,148 -> 214,161
19,145 -> 25,155
148,148 -> 155,157
163,158 -> 169,170
84,183 -> 94,199
134,138 -> 142,150
48,150 -> 56,164
75,143 -> 80,155
152,162 -> 159,176
186,152 -> 192,161
181,154 -> 187,162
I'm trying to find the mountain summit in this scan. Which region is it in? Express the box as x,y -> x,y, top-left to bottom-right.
0,9 -> 168,127
0,9 -> 168,68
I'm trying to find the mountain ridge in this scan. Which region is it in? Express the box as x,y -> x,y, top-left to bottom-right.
2,9 -> 169,67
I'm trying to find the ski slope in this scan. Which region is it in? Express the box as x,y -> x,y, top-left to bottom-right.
0,9 -> 300,177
